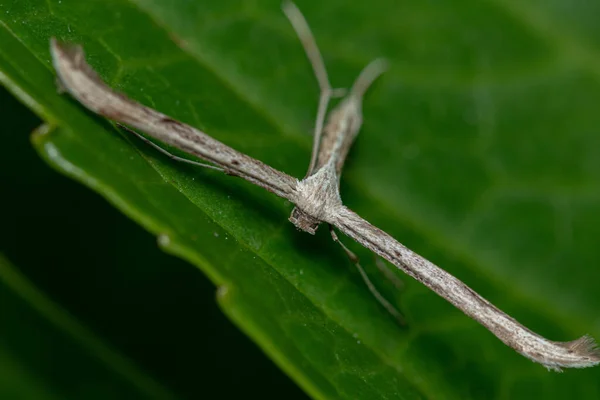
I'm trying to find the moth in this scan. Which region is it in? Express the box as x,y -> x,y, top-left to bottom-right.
49,1 -> 599,371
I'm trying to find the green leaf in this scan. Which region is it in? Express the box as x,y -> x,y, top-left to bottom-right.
1,0 -> 600,398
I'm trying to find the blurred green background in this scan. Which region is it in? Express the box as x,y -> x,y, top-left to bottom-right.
0,85 -> 306,399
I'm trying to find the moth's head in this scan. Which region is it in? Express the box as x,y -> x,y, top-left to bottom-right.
289,207 -> 321,235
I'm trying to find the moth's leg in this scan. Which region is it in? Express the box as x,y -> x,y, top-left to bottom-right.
282,1 -> 345,177
374,257 -> 404,291
329,225 -> 405,325
118,124 -> 224,172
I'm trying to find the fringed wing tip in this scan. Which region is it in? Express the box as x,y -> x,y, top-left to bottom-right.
50,37 -> 80,66
49,38 -> 105,100
567,335 -> 600,362
545,335 -> 600,371
50,38 -> 83,91
50,37 -> 83,56
50,38 -> 90,73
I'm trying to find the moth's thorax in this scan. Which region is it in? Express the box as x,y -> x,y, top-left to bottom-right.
289,160 -> 342,233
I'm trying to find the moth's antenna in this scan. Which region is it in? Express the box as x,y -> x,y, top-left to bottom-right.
282,1 -> 345,177
350,58 -> 388,100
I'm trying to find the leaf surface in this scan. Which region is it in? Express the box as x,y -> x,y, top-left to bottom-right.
1,0 -> 600,398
